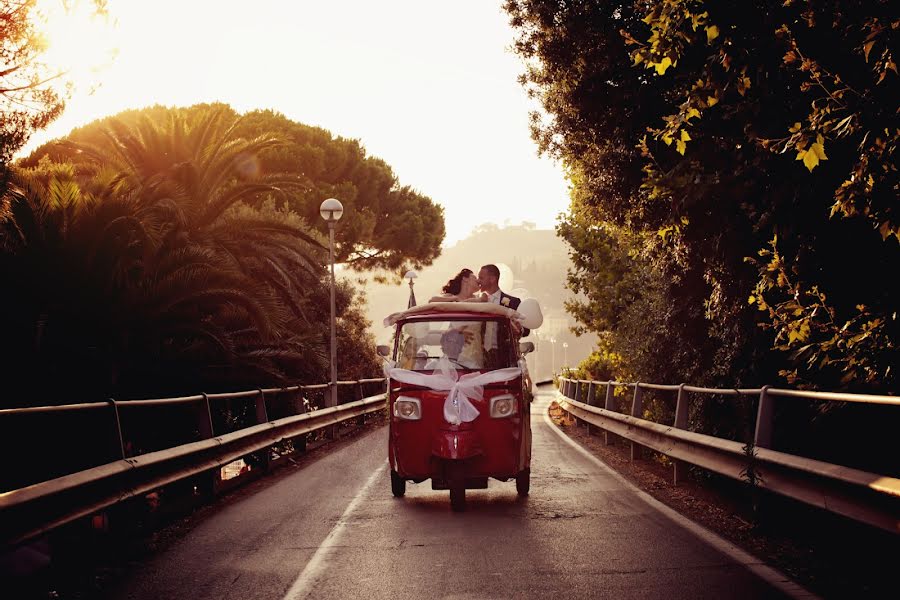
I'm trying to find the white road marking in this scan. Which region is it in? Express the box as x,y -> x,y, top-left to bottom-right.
539,392 -> 820,600
282,463 -> 387,600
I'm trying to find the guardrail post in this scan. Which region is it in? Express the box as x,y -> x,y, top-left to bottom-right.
294,431 -> 308,453
326,383 -> 337,440
584,383 -> 597,435
576,381 -> 591,430
198,393 -> 214,439
107,398 -> 126,460
356,381 -> 367,427
255,389 -> 268,424
631,383 -> 644,417
561,379 -> 574,424
754,385 -> 774,449
254,390 -> 271,472
197,393 -> 217,498
673,384 -> 688,485
572,381 -> 584,427
630,384 -> 643,461
604,382 -> 616,445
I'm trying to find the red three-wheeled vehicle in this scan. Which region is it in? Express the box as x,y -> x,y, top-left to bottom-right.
380,302 -> 534,511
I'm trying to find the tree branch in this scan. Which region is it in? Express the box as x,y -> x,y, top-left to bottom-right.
0,64 -> 22,78
0,70 -> 66,94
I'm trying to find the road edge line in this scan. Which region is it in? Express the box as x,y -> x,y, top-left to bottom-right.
282,462 -> 387,600
540,394 -> 820,600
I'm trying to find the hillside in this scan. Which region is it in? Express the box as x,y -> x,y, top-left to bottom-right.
356,223 -> 595,381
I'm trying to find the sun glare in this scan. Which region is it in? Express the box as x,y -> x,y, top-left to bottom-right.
33,0 -> 118,90
20,1 -> 570,244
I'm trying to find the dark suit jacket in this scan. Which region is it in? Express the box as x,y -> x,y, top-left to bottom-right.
499,291 -> 530,337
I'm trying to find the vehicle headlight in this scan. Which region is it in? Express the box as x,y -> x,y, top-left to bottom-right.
489,394 -> 517,418
393,396 -> 422,420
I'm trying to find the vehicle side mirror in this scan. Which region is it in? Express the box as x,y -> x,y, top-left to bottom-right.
377,344 -> 391,357
519,341 -> 535,355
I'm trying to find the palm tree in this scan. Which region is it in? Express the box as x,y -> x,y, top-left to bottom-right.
1,107 -> 334,403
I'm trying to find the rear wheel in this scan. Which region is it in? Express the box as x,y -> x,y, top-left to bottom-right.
516,468 -> 530,496
448,463 -> 466,512
390,470 -> 406,497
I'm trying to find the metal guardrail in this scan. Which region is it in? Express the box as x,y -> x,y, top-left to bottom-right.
0,379 -> 387,547
555,378 -> 900,534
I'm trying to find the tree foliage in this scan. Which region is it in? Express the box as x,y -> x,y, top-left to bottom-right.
506,0 -> 898,393
1,106 -> 388,405
23,103 -> 446,273
0,0 -> 107,164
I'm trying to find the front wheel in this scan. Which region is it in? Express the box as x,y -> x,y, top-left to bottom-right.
391,470 -> 406,497
516,468 -> 530,496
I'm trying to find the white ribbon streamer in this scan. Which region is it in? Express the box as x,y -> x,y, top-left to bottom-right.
384,359 -> 522,425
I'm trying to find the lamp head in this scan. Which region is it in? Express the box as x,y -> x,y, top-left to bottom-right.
319,198 -> 344,222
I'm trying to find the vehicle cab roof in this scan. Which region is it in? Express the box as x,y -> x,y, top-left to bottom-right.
383,302 -> 521,327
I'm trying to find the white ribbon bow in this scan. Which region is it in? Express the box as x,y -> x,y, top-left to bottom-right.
384,359 -> 522,425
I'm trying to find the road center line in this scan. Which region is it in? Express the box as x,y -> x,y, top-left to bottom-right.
539,394 -> 819,600
282,462 -> 387,600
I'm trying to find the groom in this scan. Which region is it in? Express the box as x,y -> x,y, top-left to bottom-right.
477,264 -> 530,364
477,264 -> 521,310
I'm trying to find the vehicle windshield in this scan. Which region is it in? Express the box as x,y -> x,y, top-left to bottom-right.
395,318 -> 514,371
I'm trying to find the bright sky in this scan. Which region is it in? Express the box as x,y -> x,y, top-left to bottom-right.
25,0 -> 570,245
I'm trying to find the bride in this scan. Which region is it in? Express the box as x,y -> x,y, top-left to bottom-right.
429,268 -> 486,368
429,268 -> 487,303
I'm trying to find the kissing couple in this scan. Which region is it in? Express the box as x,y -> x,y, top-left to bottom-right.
430,264 -> 529,338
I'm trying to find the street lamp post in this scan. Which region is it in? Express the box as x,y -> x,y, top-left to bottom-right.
563,342 -> 569,370
320,198 -> 344,409
550,337 -> 557,375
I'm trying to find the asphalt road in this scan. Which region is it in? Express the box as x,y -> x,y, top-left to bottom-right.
107,389 -> 801,600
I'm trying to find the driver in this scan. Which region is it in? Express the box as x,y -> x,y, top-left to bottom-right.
425,328 -> 468,370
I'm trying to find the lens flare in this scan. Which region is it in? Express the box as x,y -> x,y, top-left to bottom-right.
234,152 -> 261,180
